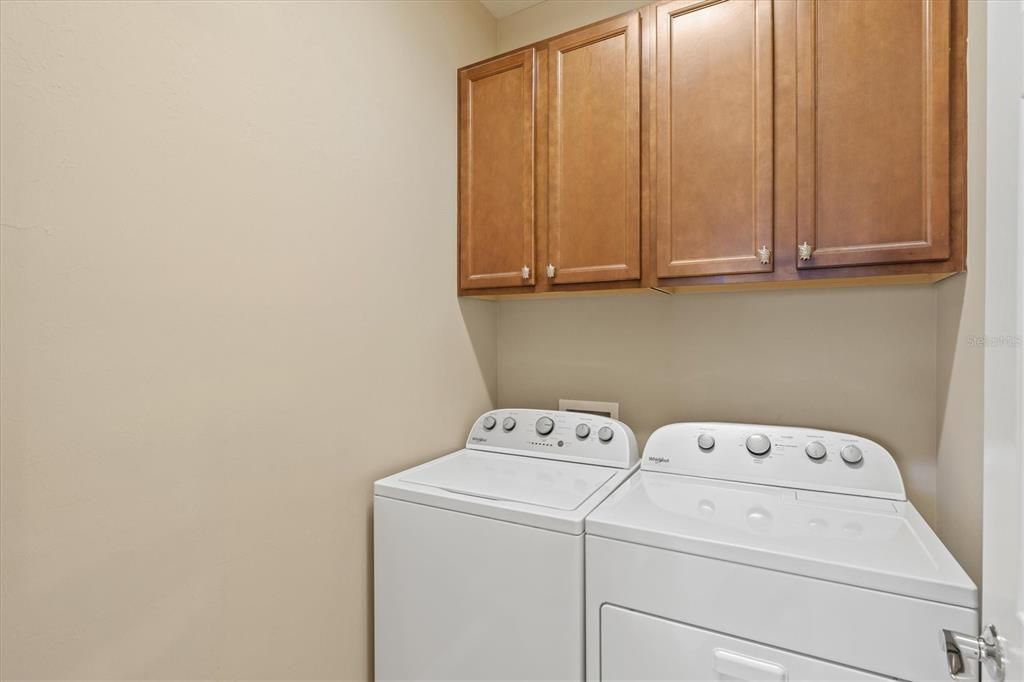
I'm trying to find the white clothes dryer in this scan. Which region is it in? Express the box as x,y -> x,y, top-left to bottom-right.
585,422 -> 977,681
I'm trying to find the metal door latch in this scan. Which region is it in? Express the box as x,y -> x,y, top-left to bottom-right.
798,241 -> 813,261
546,263 -> 556,278
944,625 -> 1006,681
521,265 -> 530,280
758,245 -> 771,265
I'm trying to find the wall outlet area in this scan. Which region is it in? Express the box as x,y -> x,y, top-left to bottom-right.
558,399 -> 619,420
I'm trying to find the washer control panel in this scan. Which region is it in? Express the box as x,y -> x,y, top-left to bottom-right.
467,409 -> 639,469
642,422 -> 905,500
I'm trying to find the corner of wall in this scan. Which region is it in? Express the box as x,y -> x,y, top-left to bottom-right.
933,0 -> 987,586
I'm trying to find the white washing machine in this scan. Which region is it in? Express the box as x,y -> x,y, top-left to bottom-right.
374,408 -> 638,681
585,422 -> 978,681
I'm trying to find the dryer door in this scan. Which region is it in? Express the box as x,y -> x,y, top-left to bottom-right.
600,605 -> 892,681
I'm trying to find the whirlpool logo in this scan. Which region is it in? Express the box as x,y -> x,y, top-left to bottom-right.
648,456 -> 670,465
470,436 -> 488,443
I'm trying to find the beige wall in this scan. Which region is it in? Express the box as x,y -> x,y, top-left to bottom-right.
0,1 -> 496,679
495,0 -> 985,580
498,288 -> 942,522
935,0 -> 987,585
497,0 -> 648,50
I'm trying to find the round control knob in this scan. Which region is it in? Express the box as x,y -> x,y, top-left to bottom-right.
536,416 -> 554,436
697,434 -> 715,451
597,426 -> 614,443
805,441 -> 827,460
482,415 -> 497,431
746,434 -> 771,456
840,444 -> 863,465
575,423 -> 591,439
502,416 -> 516,432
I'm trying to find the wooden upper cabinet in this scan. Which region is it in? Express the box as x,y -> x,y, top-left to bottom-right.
547,13 -> 641,284
459,49 -> 536,290
795,0 -> 951,269
655,0 -> 774,279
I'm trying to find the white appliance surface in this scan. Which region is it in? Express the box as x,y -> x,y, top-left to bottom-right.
375,409 -> 639,681
601,605 -> 890,681
400,449 -> 617,510
585,421 -> 979,682
375,409 -> 639,534
587,472 -> 975,607
375,495 -> 583,681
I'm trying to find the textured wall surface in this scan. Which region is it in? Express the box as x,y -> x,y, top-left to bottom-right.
935,0 -> 986,586
497,0 -> 648,51
498,287 -> 942,523
0,2 -> 497,678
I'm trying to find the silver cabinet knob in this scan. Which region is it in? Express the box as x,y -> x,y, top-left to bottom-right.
798,242 -> 813,261
840,444 -> 863,465
758,245 -> 771,265
746,434 -> 771,456
575,423 -> 591,439
598,426 -> 614,443
697,434 -> 716,451
536,416 -> 554,436
482,415 -> 497,431
521,265 -> 530,280
546,263 -> 556,278
805,441 -> 827,460
502,416 -> 517,432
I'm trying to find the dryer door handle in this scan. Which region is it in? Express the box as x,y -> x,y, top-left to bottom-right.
712,648 -> 788,681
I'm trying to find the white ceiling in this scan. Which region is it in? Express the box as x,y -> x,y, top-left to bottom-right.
479,0 -> 545,19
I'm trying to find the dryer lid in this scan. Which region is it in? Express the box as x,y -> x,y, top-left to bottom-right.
586,472 -> 977,608
400,450 -> 617,510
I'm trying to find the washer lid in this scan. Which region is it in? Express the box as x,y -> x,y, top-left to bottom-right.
586,472 -> 977,608
375,449 -> 634,534
400,450 -> 617,510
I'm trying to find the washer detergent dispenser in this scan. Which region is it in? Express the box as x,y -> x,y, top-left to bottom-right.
585,422 -> 977,681
374,409 -> 638,681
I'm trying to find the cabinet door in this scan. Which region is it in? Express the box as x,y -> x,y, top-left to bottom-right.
459,49 -> 536,290
655,0 -> 774,279
547,14 -> 640,285
796,0 -> 950,269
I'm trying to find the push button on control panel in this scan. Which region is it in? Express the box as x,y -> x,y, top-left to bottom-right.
745,433 -> 771,456
536,416 -> 554,436
840,444 -> 864,465
805,441 -> 827,460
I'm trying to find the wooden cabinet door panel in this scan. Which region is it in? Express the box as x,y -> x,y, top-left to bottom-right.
459,49 -> 536,289
655,0 -> 774,279
796,0 -> 950,269
547,13 -> 641,285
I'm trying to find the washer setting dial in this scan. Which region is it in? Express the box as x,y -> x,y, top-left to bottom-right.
805,441 -> 827,460
598,426 -> 614,443
575,423 -> 591,439
536,416 -> 554,436
746,434 -> 771,456
697,434 -> 715,451
502,416 -> 517,432
840,444 -> 863,465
